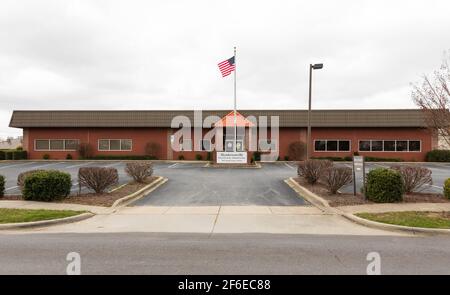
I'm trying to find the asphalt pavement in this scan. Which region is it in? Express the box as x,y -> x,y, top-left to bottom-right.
1,232 -> 450,274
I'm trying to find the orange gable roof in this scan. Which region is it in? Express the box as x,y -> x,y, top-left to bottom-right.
214,111 -> 255,127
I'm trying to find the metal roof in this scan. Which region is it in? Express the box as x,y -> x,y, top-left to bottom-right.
9,109 -> 426,128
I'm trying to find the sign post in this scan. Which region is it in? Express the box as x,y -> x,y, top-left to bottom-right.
352,156 -> 366,197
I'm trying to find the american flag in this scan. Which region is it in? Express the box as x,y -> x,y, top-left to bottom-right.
218,56 -> 235,77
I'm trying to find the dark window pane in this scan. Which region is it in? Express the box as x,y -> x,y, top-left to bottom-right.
50,140 -> 64,150
384,141 -> 395,151
338,140 -> 350,151
371,140 -> 383,151
35,140 -> 49,150
314,140 -> 326,151
396,140 -> 408,151
409,140 -> 421,152
121,139 -> 132,151
99,140 -> 109,150
65,140 -> 78,150
359,141 -> 370,151
326,140 -> 338,151
110,140 -> 121,150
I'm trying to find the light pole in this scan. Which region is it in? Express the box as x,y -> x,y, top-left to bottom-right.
306,63 -> 323,160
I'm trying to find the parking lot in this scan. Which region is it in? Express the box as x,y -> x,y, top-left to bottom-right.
0,161 -> 448,205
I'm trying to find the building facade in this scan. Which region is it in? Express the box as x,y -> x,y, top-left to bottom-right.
9,109 -> 436,161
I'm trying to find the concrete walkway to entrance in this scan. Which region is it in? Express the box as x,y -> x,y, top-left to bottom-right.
6,205 -> 405,236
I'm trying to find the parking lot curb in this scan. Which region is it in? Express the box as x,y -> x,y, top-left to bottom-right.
110,176 -> 168,210
286,177 -> 450,235
0,212 -> 94,230
341,212 -> 450,235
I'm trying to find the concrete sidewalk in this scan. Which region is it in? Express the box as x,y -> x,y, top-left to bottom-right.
338,203 -> 450,214
0,200 -> 108,214
6,205 -> 405,236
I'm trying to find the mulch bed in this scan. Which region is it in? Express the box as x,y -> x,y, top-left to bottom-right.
0,176 -> 157,207
293,177 -> 450,207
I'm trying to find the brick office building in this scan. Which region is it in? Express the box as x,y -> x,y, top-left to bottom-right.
8,109 -> 436,161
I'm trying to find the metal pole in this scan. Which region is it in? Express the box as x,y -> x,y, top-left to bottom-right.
307,64 -> 312,160
234,46 -> 237,152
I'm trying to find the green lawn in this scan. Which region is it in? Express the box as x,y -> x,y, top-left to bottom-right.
356,211 -> 450,229
0,208 -> 84,224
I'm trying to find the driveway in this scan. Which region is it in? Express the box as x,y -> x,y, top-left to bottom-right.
134,162 -> 307,206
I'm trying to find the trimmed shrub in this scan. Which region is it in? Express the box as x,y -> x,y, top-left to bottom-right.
42,154 -> 50,160
22,170 -> 71,201
252,151 -> 261,162
17,169 -> 46,190
444,178 -> 450,199
364,156 -> 403,162
206,152 -> 212,161
311,156 -> 346,161
426,150 -> 450,162
195,154 -> 203,160
4,150 -> 27,160
390,165 -> 432,193
0,151 -> 5,160
288,141 -> 306,161
365,168 -> 404,203
178,155 -> 185,160
125,162 -> 153,183
16,146 -> 23,151
78,167 -> 119,193
66,153 -> 73,160
321,167 -> 353,194
284,155 -> 289,161
0,175 -> 4,197
297,159 -> 333,185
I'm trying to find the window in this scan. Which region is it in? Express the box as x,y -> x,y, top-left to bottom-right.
181,139 -> 192,151
35,139 -> 79,151
371,140 -> 383,151
35,140 -> 50,150
98,139 -> 132,151
359,140 -> 421,152
314,140 -> 350,152
65,140 -> 79,150
339,140 -> 350,152
50,140 -> 64,150
396,140 -> 408,152
98,140 -> 109,151
384,141 -> 395,151
359,141 -> 371,151
314,140 -> 326,151
409,140 -> 421,152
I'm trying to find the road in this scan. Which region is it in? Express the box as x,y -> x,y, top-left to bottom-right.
1,232 -> 450,274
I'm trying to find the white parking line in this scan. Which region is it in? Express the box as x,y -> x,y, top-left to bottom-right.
0,162 -> 36,170
103,162 -> 122,168
5,185 -> 19,191
168,163 -> 178,168
32,162 -> 65,169
65,162 -> 94,169
284,162 -> 295,169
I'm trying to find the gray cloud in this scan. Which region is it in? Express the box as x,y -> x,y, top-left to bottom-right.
1,0 -> 450,137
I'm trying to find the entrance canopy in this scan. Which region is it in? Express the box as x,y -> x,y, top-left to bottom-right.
214,111 -> 255,128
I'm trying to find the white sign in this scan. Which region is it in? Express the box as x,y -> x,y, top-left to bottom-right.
216,152 -> 247,164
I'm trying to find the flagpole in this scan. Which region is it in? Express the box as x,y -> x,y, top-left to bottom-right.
233,46 -> 237,152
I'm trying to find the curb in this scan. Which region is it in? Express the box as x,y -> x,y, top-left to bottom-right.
342,212 -> 450,235
0,212 -> 94,230
110,176 -> 168,209
285,177 -> 450,235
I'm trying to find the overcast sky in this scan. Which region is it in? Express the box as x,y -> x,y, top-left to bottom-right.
1,0 -> 450,137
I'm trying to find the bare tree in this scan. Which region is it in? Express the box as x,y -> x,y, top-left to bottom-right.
412,52 -> 450,147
